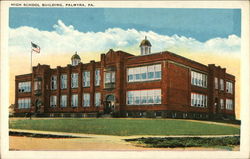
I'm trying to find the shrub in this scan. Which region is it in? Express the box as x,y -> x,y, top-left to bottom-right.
125,136 -> 240,148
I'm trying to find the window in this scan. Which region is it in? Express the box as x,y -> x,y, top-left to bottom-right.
18,81 -> 31,93
83,71 -> 90,87
83,93 -> 90,107
71,73 -> 78,88
127,64 -> 161,82
105,72 -> 115,83
95,92 -> 101,107
154,89 -> 161,104
34,80 -> 41,91
95,69 -> 100,86
61,74 -> 67,89
191,71 -> 207,88
50,96 -> 57,107
128,69 -> 134,81
18,98 -> 31,109
220,79 -> 224,91
226,81 -> 233,94
135,67 -> 141,81
214,77 -> 218,89
220,99 -> 224,109
127,89 -> 161,105
147,65 -> 155,79
71,94 -> 78,107
51,75 -> 57,90
105,72 -> 111,83
191,93 -> 208,108
104,71 -> 115,89
155,64 -> 161,79
60,95 -> 67,107
226,99 -> 233,110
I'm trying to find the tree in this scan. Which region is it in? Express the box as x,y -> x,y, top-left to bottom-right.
9,104 -> 15,117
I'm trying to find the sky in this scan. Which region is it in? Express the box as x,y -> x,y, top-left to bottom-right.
8,8 -> 241,118
9,8 -> 241,42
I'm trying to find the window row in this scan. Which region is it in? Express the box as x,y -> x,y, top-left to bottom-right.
214,77 -> 233,94
127,64 -> 161,82
18,98 -> 31,109
18,81 -> 31,93
191,71 -> 207,88
50,93 -> 101,108
220,98 -> 233,110
127,89 -> 161,105
191,93 -> 208,108
51,69 -> 101,90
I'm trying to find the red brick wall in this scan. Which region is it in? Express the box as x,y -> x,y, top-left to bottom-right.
14,50 -> 236,118
167,62 -> 189,111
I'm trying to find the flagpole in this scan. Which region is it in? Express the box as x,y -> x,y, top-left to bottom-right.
31,43 -> 32,73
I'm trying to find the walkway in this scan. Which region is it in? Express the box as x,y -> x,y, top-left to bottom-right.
9,129 -> 240,151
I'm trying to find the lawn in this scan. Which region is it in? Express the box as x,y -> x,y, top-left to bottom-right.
9,118 -> 240,136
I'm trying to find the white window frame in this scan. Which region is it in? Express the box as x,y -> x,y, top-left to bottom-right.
71,73 -> 78,88
61,74 -> 67,89
105,72 -> 115,84
60,95 -> 67,107
95,92 -> 101,107
226,99 -> 233,110
191,71 -> 207,88
18,81 -> 31,93
18,98 -> 31,109
127,64 -> 161,83
83,93 -> 90,107
126,89 -> 161,105
191,92 -> 207,108
95,69 -> 100,86
105,72 -> 111,84
71,94 -> 78,107
50,95 -> 57,107
83,71 -> 90,87
226,81 -> 233,94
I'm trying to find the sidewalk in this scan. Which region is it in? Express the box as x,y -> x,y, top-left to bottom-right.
9,129 -> 240,151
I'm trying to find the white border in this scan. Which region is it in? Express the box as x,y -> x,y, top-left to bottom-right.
1,1 -> 249,159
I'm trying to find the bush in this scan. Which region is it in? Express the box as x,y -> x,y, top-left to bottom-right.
146,111 -> 155,118
125,136 -> 240,148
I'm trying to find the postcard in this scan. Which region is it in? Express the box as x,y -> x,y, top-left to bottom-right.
1,1 -> 249,159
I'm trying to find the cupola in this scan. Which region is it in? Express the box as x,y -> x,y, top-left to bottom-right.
140,36 -> 152,55
71,52 -> 81,66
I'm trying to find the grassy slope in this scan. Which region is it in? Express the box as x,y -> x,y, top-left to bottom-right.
9,118 -> 240,136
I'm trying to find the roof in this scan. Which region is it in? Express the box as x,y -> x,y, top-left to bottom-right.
140,36 -> 152,47
71,52 -> 81,60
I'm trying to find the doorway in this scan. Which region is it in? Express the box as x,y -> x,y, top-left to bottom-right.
104,95 -> 115,114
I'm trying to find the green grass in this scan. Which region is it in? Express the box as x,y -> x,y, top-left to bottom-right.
9,118 -> 240,136
125,136 -> 240,149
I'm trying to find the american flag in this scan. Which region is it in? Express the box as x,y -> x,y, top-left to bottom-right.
31,42 -> 40,53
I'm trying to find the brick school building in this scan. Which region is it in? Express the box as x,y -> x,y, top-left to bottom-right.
14,37 -> 235,119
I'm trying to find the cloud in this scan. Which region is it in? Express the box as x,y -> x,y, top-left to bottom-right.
9,19 -> 241,57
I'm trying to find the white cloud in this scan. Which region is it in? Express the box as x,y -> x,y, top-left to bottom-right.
9,19 -> 241,57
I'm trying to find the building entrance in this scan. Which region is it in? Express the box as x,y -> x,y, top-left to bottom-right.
104,95 -> 115,114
